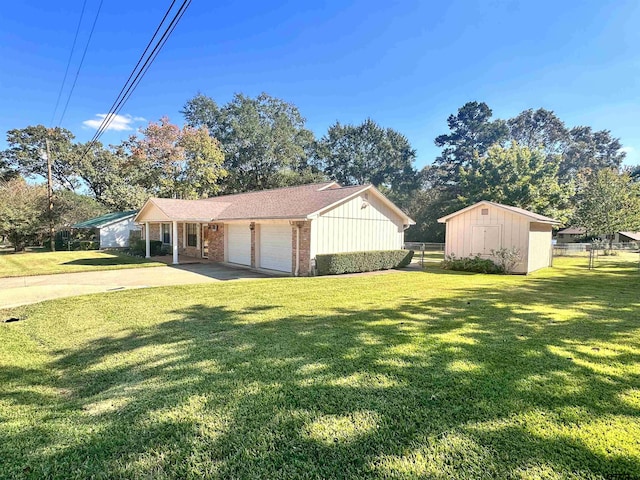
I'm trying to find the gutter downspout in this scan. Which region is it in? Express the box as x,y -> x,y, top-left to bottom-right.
295,224 -> 301,277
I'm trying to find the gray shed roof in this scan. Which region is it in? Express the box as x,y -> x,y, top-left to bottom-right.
437,200 -> 561,225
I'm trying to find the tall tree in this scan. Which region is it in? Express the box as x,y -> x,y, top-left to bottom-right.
574,169 -> 640,247
0,178 -> 48,251
2,125 -> 77,190
507,108 -> 568,155
128,117 -> 227,199
458,143 -> 572,222
182,92 -> 320,192
433,101 -> 509,185
315,119 -> 418,205
561,127 -> 626,180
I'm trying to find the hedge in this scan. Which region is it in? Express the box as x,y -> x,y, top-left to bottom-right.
441,254 -> 503,274
131,239 -> 163,256
316,250 -> 414,275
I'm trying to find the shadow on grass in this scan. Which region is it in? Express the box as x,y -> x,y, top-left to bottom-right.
2,266 -> 640,478
62,257 -> 149,267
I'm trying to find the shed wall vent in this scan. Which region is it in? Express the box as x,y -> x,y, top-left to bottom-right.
481,208 -> 489,215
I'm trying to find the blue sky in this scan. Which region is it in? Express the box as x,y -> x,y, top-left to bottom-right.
1,0 -> 639,169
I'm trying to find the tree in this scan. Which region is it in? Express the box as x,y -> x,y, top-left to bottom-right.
127,117 -> 227,199
315,119 -> 418,205
507,108 -> 568,155
53,190 -> 108,231
0,178 -> 48,251
561,127 -> 625,180
182,92 -> 319,192
458,143 -> 573,223
574,169 -> 640,247
433,101 -> 509,185
2,125 -> 77,190
0,157 -> 17,181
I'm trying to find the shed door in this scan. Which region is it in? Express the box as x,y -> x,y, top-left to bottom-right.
259,224 -> 292,273
227,224 -> 251,266
471,226 -> 501,255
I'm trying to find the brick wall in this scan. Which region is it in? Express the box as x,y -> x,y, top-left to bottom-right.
208,223 -> 224,262
148,223 -> 160,241
291,221 -> 312,276
178,223 -> 202,258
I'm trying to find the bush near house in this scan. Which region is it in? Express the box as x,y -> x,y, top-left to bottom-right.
131,239 -> 163,257
441,254 -> 504,274
316,249 -> 413,275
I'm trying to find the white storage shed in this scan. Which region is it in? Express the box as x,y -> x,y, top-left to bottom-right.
437,201 -> 561,274
72,210 -> 140,249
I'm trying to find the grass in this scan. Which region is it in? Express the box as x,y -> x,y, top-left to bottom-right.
1,257 -> 639,479
0,250 -> 164,278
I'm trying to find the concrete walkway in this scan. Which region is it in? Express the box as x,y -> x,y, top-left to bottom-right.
0,263 -> 268,309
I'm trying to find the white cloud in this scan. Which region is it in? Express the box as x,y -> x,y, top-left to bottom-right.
82,113 -> 145,132
620,146 -> 635,155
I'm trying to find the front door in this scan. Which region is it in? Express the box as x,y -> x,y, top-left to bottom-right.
202,225 -> 209,258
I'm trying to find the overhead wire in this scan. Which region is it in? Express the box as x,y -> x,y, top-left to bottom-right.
80,0 -> 191,158
57,0 -> 105,126
50,0 -> 89,126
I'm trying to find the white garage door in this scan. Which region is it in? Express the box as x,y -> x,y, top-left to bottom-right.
227,224 -> 251,265
259,224 -> 292,273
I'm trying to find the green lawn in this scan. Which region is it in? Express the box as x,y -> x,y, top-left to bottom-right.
0,250 -> 163,278
1,258 -> 639,479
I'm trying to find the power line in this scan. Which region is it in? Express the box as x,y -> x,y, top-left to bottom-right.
95,0 -> 190,136
57,0 -> 105,126
81,0 -> 191,157
50,0 -> 88,126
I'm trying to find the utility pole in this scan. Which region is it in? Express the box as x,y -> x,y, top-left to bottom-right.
45,138 -> 55,252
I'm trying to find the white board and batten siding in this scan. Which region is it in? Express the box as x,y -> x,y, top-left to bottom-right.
259,223 -> 292,273
226,223 -> 251,266
527,222 -> 553,272
444,204 -> 530,273
99,217 -> 140,248
311,192 -> 405,258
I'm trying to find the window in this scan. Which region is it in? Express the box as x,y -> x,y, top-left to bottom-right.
162,223 -> 171,244
187,223 -> 197,247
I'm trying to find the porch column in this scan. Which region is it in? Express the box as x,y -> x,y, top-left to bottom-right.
172,220 -> 179,265
145,222 -> 150,258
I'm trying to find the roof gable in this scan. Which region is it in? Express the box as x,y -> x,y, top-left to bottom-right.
437,201 -> 561,225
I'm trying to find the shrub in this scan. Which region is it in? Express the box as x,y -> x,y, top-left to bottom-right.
490,247 -> 522,274
441,254 -> 504,274
316,250 -> 414,275
130,239 -> 163,256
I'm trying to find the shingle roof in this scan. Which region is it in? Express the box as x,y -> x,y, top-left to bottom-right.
73,210 -> 137,229
205,182 -> 367,220
135,182 -> 413,223
557,226 -> 586,235
437,200 -> 561,225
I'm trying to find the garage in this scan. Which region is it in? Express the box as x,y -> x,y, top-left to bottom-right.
259,224 -> 292,273
227,224 -> 251,266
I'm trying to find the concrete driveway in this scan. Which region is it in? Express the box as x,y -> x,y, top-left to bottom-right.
0,263 -> 269,309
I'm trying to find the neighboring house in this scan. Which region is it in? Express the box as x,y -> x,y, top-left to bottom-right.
555,227 -> 640,244
134,182 -> 414,275
72,211 -> 140,249
555,226 -> 586,244
617,231 -> 640,243
437,201 -> 561,274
